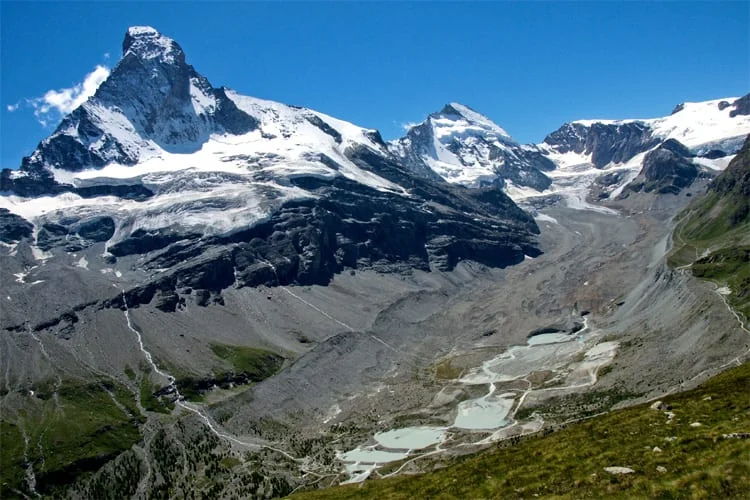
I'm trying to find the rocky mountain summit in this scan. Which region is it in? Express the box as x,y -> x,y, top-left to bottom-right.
389,103 -> 554,191
543,121 -> 659,169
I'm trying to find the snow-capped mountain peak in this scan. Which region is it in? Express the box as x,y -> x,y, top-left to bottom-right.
435,102 -> 512,139
123,25 -> 183,64
390,103 -> 553,192
2,26 -> 262,198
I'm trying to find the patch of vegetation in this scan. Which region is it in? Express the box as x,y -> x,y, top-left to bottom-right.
170,344 -> 284,402
209,343 -> 284,380
0,419 -> 27,495
0,379 -> 142,497
174,377 -> 206,402
123,365 -> 136,381
598,364 -> 614,378
434,358 -> 461,380
291,361 -> 750,499
619,336 -> 645,349
220,456 -> 242,469
670,193 -> 750,267
140,376 -> 174,414
520,388 -> 641,423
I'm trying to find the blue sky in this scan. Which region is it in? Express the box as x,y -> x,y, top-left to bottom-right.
1,1 -> 748,170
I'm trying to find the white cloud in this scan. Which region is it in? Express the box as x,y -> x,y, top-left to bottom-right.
401,121 -> 419,131
6,103 -> 19,112
103,52 -> 110,60
29,65 -> 110,125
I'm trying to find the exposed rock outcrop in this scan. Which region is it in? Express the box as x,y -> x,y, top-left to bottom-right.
544,121 -> 659,168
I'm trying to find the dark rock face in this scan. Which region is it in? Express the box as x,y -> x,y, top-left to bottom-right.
303,114 -> 342,143
659,138 -> 694,158
0,208 -> 33,243
490,148 -> 554,191
34,216 -> 119,251
626,139 -> 700,195
642,151 -> 698,193
596,171 -> 626,187
730,93 -> 750,117
107,229 -> 201,257
387,120 -> 446,183
710,135 -> 750,197
1,159 -> 64,197
74,184 -> 153,201
707,135 -> 750,226
544,121 -> 660,168
37,224 -> 70,251
76,217 -> 116,242
92,159 -> 539,310
701,149 -> 728,160
0,165 -> 154,199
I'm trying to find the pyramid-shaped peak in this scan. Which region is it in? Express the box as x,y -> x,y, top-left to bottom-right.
122,26 -> 184,64
440,102 -> 480,117
434,102 -> 511,138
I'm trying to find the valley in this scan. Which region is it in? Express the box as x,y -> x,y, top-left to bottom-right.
1,25 -> 749,499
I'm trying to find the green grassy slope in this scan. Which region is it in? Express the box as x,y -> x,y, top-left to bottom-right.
670,136 -> 750,267
292,362 -> 750,499
670,135 -> 750,319
691,246 -> 750,319
175,343 -> 284,401
0,380 -> 143,497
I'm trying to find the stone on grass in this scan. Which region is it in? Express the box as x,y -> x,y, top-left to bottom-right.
604,466 -> 635,475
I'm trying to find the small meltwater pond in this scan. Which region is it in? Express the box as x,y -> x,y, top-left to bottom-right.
337,325 -> 617,483
460,331 -> 585,385
374,426 -> 447,450
453,388 -> 515,430
526,332 -> 574,345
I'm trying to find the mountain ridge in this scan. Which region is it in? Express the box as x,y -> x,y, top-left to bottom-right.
0,26 -> 542,321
